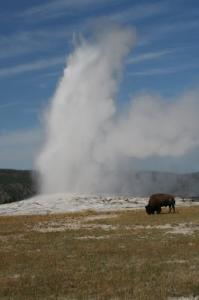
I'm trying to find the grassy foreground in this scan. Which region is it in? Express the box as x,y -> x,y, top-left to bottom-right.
0,206 -> 199,300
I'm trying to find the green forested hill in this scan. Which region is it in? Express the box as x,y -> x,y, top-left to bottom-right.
0,169 -> 199,205
0,169 -> 36,204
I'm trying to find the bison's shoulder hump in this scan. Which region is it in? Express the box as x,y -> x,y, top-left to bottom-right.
150,193 -> 174,200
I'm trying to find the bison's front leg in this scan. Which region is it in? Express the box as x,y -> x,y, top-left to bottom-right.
171,204 -> 175,213
168,204 -> 175,213
145,205 -> 152,214
157,207 -> 161,214
170,199 -> 175,213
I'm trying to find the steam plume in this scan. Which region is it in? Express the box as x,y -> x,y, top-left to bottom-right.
36,25 -> 199,194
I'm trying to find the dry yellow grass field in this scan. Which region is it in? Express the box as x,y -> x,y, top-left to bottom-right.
0,206 -> 199,300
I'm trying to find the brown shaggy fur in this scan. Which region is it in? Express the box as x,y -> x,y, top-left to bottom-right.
145,193 -> 175,214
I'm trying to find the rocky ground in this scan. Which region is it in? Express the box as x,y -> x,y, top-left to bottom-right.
0,193 -> 198,216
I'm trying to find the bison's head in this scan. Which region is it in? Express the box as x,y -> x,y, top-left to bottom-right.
145,205 -> 152,215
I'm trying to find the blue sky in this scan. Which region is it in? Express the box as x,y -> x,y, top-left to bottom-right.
0,0 -> 199,170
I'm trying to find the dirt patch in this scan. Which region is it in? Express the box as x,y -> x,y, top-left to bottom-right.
31,219 -> 199,235
165,259 -> 187,264
0,233 -> 24,242
75,235 -> 111,240
84,213 -> 118,221
166,223 -> 199,235
31,213 -> 119,232
168,296 -> 199,300
29,211 -> 199,235
33,222 -> 118,232
128,223 -> 199,235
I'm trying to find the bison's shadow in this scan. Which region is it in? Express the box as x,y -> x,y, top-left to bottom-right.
148,211 -> 179,215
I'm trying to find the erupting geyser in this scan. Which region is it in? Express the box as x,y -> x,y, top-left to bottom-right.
36,25 -> 136,194
36,25 -> 199,195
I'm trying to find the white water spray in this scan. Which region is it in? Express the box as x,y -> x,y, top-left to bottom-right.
36,26 -> 135,193
36,25 -> 199,194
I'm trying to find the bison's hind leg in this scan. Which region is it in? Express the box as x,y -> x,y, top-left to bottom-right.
168,204 -> 175,213
171,199 -> 176,213
157,207 -> 161,214
171,205 -> 175,213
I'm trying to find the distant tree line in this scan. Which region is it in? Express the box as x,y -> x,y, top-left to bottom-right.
0,169 -> 36,204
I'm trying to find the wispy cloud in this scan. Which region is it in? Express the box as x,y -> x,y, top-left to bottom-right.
20,0 -> 115,21
127,49 -> 175,64
0,2 -> 161,60
20,0 -> 169,24
0,27 -> 72,60
0,1 -> 187,61
40,71 -> 62,78
0,102 -> 41,114
0,128 -> 42,169
107,1 -> 169,23
139,20 -> 199,46
0,128 -> 41,147
0,102 -> 20,110
129,64 -> 199,76
0,56 -> 65,78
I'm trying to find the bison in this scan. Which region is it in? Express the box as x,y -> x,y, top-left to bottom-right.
145,193 -> 175,214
